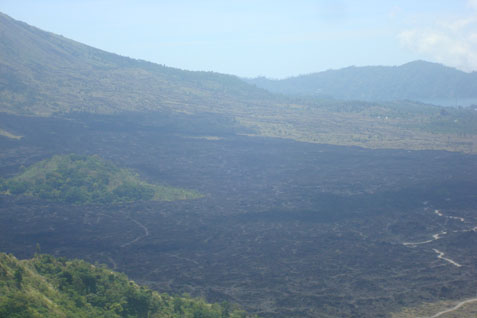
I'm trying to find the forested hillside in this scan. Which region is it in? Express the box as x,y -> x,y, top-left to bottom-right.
0,253 -> 247,318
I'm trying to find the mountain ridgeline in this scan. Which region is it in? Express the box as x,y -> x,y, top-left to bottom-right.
0,12 -> 275,116
246,61 -> 477,104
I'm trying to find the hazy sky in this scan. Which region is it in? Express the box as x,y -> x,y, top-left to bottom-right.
1,0 -> 476,78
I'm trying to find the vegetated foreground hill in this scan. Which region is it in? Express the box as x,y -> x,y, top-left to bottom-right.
0,252 -> 248,318
246,61 -> 477,103
0,154 -> 202,204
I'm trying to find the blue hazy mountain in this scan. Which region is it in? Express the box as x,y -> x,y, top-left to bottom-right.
246,61 -> 477,106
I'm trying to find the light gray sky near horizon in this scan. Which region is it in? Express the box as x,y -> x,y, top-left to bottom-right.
1,0 -> 476,78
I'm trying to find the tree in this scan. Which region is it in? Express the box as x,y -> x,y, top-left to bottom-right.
14,268 -> 24,287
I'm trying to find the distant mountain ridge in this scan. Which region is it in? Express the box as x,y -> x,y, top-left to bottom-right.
246,61 -> 477,103
0,12 -> 274,116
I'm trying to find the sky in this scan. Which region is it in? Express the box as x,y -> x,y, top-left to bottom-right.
1,0 -> 476,78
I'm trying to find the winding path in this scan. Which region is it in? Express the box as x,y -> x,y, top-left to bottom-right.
432,249 -> 461,267
420,297 -> 477,318
402,209 -> 473,267
401,208 -> 477,317
121,217 -> 150,248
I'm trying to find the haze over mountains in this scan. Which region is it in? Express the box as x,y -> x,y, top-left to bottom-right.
246,61 -> 477,105
2,10 -> 477,118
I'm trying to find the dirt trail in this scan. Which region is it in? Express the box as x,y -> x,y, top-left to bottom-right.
432,249 -> 461,267
402,209 -> 471,266
121,217 -> 149,248
420,297 -> 477,318
402,208 -> 477,318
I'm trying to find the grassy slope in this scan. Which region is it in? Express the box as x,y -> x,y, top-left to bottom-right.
238,99 -> 477,153
0,154 -> 202,204
0,253 -> 248,318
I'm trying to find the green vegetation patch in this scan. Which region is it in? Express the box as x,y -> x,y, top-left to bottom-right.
0,252 -> 248,318
0,154 -> 202,204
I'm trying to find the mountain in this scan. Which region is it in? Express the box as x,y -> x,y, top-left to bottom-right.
1,11 -> 477,153
245,61 -> 477,103
0,12 -> 274,116
0,252 -> 248,318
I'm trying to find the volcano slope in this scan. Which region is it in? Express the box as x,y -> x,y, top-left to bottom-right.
1,12 -> 477,154
1,112 -> 476,318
